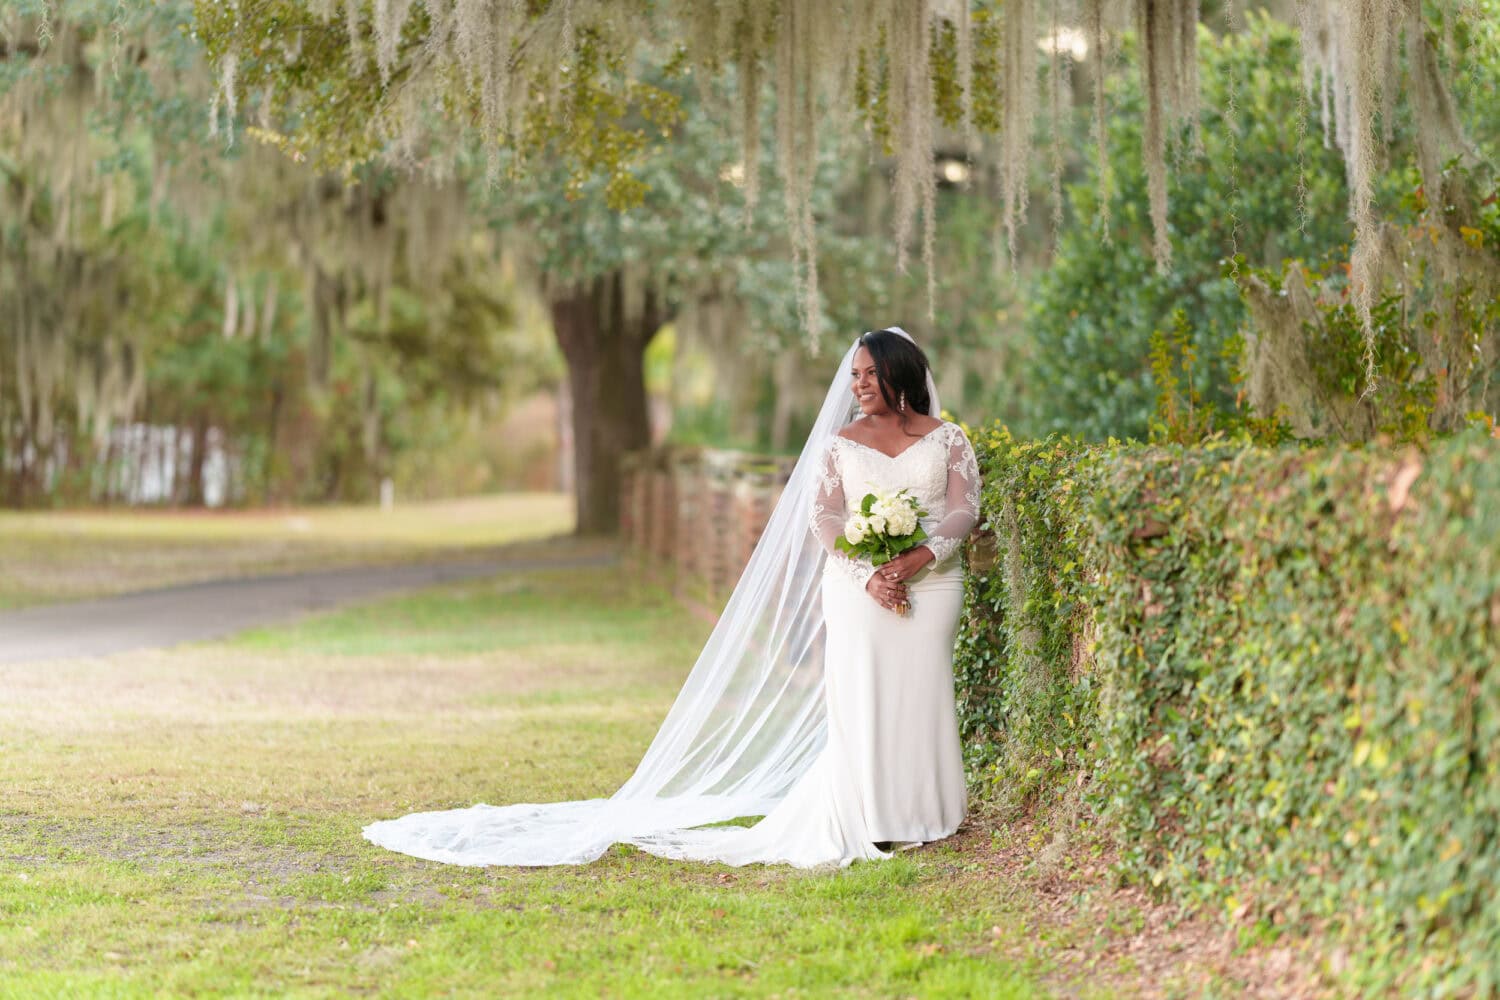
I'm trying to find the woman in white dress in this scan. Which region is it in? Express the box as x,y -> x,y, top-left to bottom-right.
630,330 -> 979,866
363,327 -> 981,868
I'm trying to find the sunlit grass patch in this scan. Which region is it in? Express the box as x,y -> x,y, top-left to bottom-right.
0,561 -> 1056,996
0,492 -> 573,546
228,569 -> 687,659
0,849 -> 1044,997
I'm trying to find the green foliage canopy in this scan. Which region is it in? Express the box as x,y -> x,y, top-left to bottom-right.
1019,14 -> 1354,441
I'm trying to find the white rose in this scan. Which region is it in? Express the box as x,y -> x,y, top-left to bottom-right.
889,508 -> 918,536
844,515 -> 869,545
866,513 -> 888,536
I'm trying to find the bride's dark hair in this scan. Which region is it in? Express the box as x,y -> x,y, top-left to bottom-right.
858,328 -> 932,427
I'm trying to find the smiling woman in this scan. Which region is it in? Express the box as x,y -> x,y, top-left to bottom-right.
362,327 -> 982,868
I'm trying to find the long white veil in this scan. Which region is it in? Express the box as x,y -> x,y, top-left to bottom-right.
363,328 -> 940,866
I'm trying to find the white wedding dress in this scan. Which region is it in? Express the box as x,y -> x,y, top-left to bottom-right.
362,331 -> 980,870
631,421 -> 981,866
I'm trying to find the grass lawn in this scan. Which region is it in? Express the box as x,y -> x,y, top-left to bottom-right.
0,559 -> 1312,998
0,492 -> 575,609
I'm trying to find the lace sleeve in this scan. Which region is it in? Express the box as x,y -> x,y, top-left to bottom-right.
809,441 -> 878,590
923,425 -> 981,567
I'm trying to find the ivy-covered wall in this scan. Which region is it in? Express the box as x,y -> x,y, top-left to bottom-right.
956,423 -> 1500,991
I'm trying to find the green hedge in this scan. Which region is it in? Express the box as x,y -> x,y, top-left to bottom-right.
956,424 -> 1500,993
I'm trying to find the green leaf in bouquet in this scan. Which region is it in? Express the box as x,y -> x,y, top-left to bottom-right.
860,493 -> 876,516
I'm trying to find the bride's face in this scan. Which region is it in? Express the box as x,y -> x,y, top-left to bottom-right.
850,346 -> 892,417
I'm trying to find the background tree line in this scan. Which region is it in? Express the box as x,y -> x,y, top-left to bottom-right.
2,2 -> 1495,524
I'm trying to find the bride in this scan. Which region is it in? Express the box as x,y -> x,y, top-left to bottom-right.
363,327 -> 981,868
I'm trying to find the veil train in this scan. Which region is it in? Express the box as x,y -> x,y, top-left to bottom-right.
362,329 -> 940,866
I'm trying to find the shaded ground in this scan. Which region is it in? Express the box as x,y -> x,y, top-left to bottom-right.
0,491 -> 574,609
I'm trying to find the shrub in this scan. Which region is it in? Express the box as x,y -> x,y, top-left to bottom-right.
957,422 -> 1500,992
955,424 -> 1103,811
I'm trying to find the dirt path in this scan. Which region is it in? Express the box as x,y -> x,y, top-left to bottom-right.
0,548 -> 615,664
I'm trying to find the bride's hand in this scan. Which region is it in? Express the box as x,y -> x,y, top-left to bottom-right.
865,573 -> 907,611
876,546 -> 935,586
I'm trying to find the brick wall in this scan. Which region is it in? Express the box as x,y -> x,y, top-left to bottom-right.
620,446 -> 798,615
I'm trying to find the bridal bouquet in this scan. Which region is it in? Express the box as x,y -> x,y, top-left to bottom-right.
835,488 -> 928,566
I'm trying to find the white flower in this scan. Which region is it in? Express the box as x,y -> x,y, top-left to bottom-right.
844,514 -> 870,545
887,507 -> 918,536
866,513 -> 888,536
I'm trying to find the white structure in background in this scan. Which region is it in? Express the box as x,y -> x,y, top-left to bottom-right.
104,423 -> 232,506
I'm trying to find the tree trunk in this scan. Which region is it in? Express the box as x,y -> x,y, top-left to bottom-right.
262,378 -> 283,504
187,413 -> 210,506
549,271 -> 663,536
